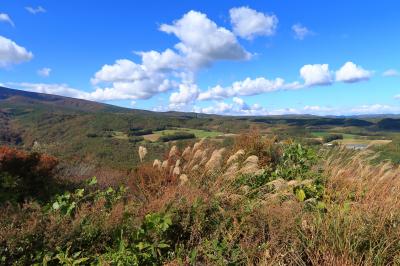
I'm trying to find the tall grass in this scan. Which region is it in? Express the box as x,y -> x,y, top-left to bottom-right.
1,133 -> 400,265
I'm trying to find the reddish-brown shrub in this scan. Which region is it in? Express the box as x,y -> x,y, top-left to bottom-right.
0,146 -> 59,203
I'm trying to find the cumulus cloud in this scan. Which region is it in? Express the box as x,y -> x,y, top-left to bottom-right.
198,77 -> 300,101
91,57 -> 177,100
160,10 -> 251,69
194,97 -> 269,115
229,6 -> 278,40
0,13 -> 14,27
292,24 -> 313,40
186,61 -> 368,103
138,49 -> 183,72
194,97 -> 269,116
91,59 -> 148,85
194,102 -> 233,114
169,83 -> 199,106
300,64 -> 333,86
90,10 -> 254,102
335,61 -> 371,83
383,69 -> 399,77
37,67 -> 51,77
0,36 -> 33,68
25,6 -> 46,14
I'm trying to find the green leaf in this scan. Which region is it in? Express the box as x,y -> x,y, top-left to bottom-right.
88,176 -> 97,186
296,189 -> 306,202
52,201 -> 60,210
135,242 -> 150,251
75,188 -> 84,198
157,243 -> 170,248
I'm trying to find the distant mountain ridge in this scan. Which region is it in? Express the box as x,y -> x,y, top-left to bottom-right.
0,86 -> 126,112
2,86 -> 399,119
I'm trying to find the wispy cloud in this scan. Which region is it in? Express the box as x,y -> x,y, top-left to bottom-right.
0,13 -> 14,27
37,67 -> 52,77
383,69 -> 399,77
292,23 -> 313,40
25,6 -> 46,15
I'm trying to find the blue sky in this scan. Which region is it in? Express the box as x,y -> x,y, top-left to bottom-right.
1,0 -> 400,115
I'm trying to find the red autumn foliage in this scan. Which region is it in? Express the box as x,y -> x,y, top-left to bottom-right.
0,146 -> 59,203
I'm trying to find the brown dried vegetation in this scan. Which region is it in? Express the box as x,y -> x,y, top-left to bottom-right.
1,132 -> 400,265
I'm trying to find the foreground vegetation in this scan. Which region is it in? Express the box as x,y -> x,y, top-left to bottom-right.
1,130 -> 400,265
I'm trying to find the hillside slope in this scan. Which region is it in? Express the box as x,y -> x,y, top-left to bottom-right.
2,86 -> 400,168
0,87 -> 250,169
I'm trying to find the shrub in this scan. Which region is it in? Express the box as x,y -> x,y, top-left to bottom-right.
129,129 -> 153,136
86,133 -> 98,138
129,136 -> 144,143
159,132 -> 195,142
273,142 -> 318,180
0,146 -> 59,204
322,133 -> 343,143
234,127 -> 281,166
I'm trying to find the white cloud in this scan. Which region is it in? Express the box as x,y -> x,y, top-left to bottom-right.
349,104 -> 398,114
229,6 -> 278,40
169,82 -> 199,105
229,77 -> 286,96
383,69 -> 399,77
292,24 -> 312,40
197,85 -> 228,101
0,35 -> 33,67
269,108 -> 300,115
10,81 -> 400,116
25,6 -> 46,14
138,49 -> 183,72
194,97 -> 268,116
336,61 -> 371,83
160,10 -> 251,69
195,102 -> 233,114
301,104 -> 399,115
85,86 -> 140,101
37,67 -> 51,77
91,59 -> 147,84
91,57 -> 176,100
198,77 -> 299,101
90,10 -> 254,102
300,64 -> 333,86
232,96 -> 245,106
0,13 -> 14,27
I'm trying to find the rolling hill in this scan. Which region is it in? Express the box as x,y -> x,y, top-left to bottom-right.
0,87 -> 252,169
2,86 -> 400,169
